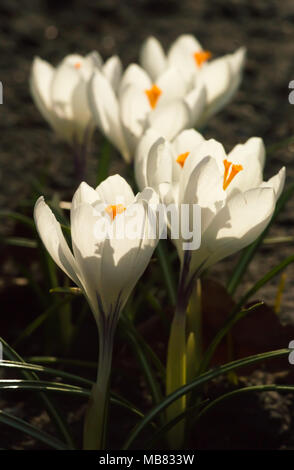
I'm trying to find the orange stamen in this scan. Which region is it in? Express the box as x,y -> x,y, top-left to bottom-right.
194,50 -> 212,67
74,62 -> 81,69
223,159 -> 243,190
176,151 -> 190,168
105,204 -> 126,220
145,84 -> 162,109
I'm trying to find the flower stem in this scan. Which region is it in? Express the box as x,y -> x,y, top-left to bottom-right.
83,322 -> 114,450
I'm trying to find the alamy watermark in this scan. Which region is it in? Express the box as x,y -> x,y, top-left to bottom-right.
289,80 -> 294,105
288,340 -> 294,364
91,199 -> 201,251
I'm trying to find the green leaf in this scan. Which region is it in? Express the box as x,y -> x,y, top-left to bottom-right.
199,302 -> 263,374
196,384 -> 294,422
156,241 -> 177,306
123,348 -> 289,449
49,287 -> 82,295
0,336 -> 75,449
0,210 -> 35,229
0,410 -> 68,450
97,139 -> 111,185
2,237 -> 37,248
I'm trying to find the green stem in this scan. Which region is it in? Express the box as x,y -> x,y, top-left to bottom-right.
166,301 -> 187,449
83,322 -> 114,450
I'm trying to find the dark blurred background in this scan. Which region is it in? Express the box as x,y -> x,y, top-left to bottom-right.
0,0 -> 294,317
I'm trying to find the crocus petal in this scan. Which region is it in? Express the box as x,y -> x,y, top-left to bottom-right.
95,174 -> 135,206
197,57 -> 231,123
146,137 -> 173,189
182,138 -> 226,180
70,202 -> 105,318
30,57 -> 59,133
226,137 -> 266,196
134,128 -> 164,190
34,196 -> 81,287
72,181 -> 102,211
168,34 -> 203,72
102,55 -> 122,93
171,128 -> 205,181
88,70 -> 131,162
147,100 -> 191,141
140,36 -> 167,81
260,167 -> 286,199
119,84 -> 151,155
181,156 -> 225,233
119,63 -> 151,95
100,197 -> 158,313
203,187 -> 276,268
156,67 -> 191,105
184,81 -> 207,126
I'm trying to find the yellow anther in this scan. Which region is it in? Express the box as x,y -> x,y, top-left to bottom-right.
176,152 -> 190,168
105,204 -> 126,220
223,159 -> 243,190
194,50 -> 212,67
145,84 -> 162,109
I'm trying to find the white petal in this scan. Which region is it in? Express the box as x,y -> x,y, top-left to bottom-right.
30,57 -> 59,133
119,63 -> 151,95
102,55 -> 122,92
146,137 -> 173,189
72,181 -> 101,211
70,202 -> 104,316
134,128 -> 163,190
182,138 -> 226,181
156,67 -> 191,105
119,84 -> 150,155
181,156 -> 225,232
34,196 -> 80,287
260,167 -> 286,200
88,70 -> 131,162
147,100 -> 190,141
199,57 -> 231,118
184,81 -> 207,126
203,187 -> 276,268
101,198 -> 158,312
168,34 -> 202,72
140,36 -> 167,81
95,174 -> 135,206
226,137 -> 266,196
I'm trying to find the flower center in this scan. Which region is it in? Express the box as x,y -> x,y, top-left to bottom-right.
176,151 -> 190,168
145,84 -> 162,109
194,50 -> 212,67
223,159 -> 243,190
105,204 -> 126,220
74,62 -> 82,69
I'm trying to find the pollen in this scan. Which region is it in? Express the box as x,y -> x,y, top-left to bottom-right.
194,50 -> 212,67
105,204 -> 126,220
176,151 -> 190,168
145,84 -> 162,109
74,62 -> 81,69
223,159 -> 243,190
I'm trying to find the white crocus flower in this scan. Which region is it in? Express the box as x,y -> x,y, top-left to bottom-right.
143,134 -> 286,278
34,174 -> 160,323
88,63 -> 206,163
30,52 -> 122,145
135,127 -> 205,191
140,35 -> 246,126
34,175 -> 160,450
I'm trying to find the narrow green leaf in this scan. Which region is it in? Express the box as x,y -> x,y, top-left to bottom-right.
123,348 -> 289,449
0,410 -> 68,450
